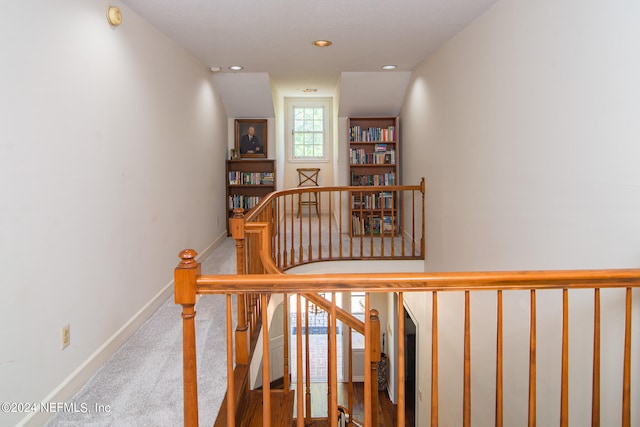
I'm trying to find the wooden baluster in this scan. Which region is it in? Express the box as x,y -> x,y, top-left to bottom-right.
249,294 -> 256,336
528,290 -> 537,427
226,294 -> 235,427
496,290 -> 503,427
175,249 -> 200,427
339,189 -> 344,258
272,200 -> 278,263
296,294 -> 304,427
282,196 -> 287,268
275,198 -> 282,268
591,288 -> 601,427
284,293 -> 290,392
420,178 -> 426,259
327,308 -> 332,420
330,293 -> 339,427
398,293 -> 405,427
370,309 -> 380,427
380,195 -> 386,257
262,293 -> 271,427
369,193 -> 374,256
463,291 -> 471,427
431,291 -> 438,427
560,289 -> 569,427
308,190 -> 312,262
318,191 -> 323,260
359,191 -> 364,257
328,190 -> 333,259
305,298 -> 312,425
397,190 -> 401,257
390,190 -> 395,257
348,325 -> 354,427
290,194 -> 296,265
411,188 -> 416,257
299,192 -> 304,265
621,288 -> 632,427
364,293 -> 372,427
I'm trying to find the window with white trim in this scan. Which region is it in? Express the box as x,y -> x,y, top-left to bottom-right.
287,98 -> 331,162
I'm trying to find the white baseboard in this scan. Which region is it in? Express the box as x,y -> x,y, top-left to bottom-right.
18,233 -> 228,427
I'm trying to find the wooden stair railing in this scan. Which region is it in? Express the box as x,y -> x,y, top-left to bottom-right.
177,248 -> 640,426
243,180 -> 426,269
175,181 -> 640,427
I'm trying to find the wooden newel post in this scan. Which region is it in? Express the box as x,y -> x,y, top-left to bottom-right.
231,208 -> 250,365
175,249 -> 200,427
370,309 -> 381,427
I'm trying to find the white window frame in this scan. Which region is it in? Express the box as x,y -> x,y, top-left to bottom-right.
286,97 -> 332,162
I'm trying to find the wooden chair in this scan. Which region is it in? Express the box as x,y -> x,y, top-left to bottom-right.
296,168 -> 320,217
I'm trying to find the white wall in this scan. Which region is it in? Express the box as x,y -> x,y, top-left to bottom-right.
0,1 -> 228,425
400,0 -> 640,425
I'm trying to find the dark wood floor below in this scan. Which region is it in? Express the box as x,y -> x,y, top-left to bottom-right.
289,382 -> 415,427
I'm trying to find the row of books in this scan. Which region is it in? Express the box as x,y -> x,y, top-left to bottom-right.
351,214 -> 395,236
349,148 -> 395,165
352,192 -> 395,210
350,172 -> 396,186
349,126 -> 396,142
228,172 -> 274,185
228,195 -> 262,210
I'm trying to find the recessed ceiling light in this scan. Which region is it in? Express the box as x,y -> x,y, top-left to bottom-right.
303,88 -> 318,93
229,65 -> 243,71
210,66 -> 221,72
381,65 -> 397,70
312,40 -> 332,47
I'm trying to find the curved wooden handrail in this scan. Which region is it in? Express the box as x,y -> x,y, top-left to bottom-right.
244,182 -> 425,223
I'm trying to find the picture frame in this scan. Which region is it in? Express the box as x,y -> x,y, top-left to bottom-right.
235,119 -> 267,158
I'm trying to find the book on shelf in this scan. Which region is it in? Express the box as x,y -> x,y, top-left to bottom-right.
349,148 -> 395,165
350,191 -> 396,210
228,171 -> 275,185
349,126 -> 396,142
383,215 -> 394,232
351,214 -> 395,235
350,172 -> 396,186
228,195 -> 262,210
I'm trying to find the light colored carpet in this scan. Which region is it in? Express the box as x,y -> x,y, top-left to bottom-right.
45,237 -> 237,427
44,217 -> 416,426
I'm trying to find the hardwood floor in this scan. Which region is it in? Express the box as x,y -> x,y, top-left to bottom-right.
290,382 -> 414,426
238,389 -> 296,427
220,377 -> 415,426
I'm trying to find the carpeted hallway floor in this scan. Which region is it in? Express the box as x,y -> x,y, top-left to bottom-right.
45,237 -> 237,427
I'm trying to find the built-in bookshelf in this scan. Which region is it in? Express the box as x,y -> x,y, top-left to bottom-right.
348,117 -> 400,237
226,159 -> 275,235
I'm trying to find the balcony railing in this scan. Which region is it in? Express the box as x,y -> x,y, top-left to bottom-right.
240,180 -> 426,270
175,181 -> 640,427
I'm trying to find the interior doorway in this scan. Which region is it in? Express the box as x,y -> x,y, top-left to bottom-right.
403,306 -> 417,426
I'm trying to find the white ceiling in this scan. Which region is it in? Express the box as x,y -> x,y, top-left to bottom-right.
120,0 -> 497,117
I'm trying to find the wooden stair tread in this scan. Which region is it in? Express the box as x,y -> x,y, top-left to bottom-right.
239,389 -> 295,427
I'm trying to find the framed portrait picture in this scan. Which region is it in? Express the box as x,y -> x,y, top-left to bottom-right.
235,119 -> 267,158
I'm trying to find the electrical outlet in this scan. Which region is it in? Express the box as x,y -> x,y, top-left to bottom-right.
61,324 -> 70,350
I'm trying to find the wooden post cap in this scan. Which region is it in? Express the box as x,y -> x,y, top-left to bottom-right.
178,249 -> 198,268
370,309 -> 379,320
233,208 -> 245,218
